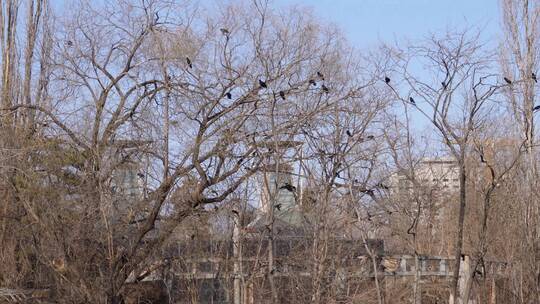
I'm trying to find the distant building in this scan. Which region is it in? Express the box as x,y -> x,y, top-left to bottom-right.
391,157 -> 460,194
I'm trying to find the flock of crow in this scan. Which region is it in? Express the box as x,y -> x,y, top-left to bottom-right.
182,28 -> 540,113
384,74 -> 540,111
181,28 -> 331,103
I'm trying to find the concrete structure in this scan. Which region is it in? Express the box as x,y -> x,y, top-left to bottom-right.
392,157 -> 459,194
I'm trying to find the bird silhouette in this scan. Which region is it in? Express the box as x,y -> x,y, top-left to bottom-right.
309,79 -> 317,86
346,130 -> 353,137
317,71 -> 325,80
533,105 -> 540,112
186,57 -> 192,69
279,90 -> 286,100
275,203 -> 282,211
321,84 -> 329,93
226,92 -> 232,99
367,135 -> 375,140
533,73 -> 537,83
504,77 -> 512,84
279,183 -> 296,192
220,28 -> 230,35
409,97 -> 416,105
384,77 -> 390,84
259,79 -> 267,88
441,81 -> 447,89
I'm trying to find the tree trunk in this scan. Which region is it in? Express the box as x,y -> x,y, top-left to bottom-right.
452,159 -> 467,303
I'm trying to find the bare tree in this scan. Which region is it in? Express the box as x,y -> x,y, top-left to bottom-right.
387,29 -> 502,303
500,1 -> 540,302
0,0 -> 371,302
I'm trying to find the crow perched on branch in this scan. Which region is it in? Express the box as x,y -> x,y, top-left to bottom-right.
533,73 -> 537,83
226,92 -> 232,99
220,28 -> 230,35
321,84 -> 329,93
409,97 -> 416,105
279,90 -> 286,100
384,76 -> 390,84
279,183 -> 296,192
346,130 -> 353,137
503,77 -> 512,84
186,57 -> 192,69
259,79 -> 267,88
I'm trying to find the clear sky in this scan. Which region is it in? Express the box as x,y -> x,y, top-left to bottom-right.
272,0 -> 501,48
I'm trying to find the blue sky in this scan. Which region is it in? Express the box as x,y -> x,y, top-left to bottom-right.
272,0 -> 500,48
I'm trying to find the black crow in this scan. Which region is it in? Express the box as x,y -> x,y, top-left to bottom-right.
367,135 -> 375,140
279,183 -> 296,192
321,84 -> 329,93
186,57 -> 192,69
279,90 -> 286,100
533,105 -> 540,112
275,203 -> 282,211
409,97 -> 416,105
220,28 -> 230,35
384,76 -> 390,84
317,71 -> 325,80
533,73 -> 537,83
504,77 -> 512,84
137,173 -> 144,178
259,79 -> 267,88
441,81 -> 447,89
226,92 -> 232,99
309,79 -> 317,86
346,130 -> 352,137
